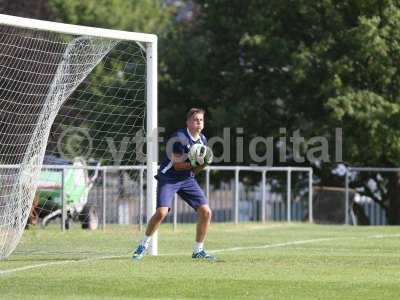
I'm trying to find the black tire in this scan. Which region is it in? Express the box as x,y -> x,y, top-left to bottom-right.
79,204 -> 98,230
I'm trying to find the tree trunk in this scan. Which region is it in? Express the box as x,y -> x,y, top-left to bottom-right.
386,172 -> 400,225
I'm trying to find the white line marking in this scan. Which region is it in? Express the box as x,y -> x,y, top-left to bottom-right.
368,233 -> 400,239
159,237 -> 347,256
210,237 -> 345,253
0,232 -> 399,276
0,255 -> 124,276
0,260 -> 76,275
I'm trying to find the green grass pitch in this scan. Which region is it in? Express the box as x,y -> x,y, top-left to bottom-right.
1,223 -> 400,299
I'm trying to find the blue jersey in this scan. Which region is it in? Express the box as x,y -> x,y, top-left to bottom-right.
159,128 -> 207,180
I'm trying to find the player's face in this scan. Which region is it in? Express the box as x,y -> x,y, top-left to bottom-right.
187,113 -> 204,133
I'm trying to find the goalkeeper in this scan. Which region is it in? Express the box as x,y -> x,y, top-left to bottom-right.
133,108 -> 215,261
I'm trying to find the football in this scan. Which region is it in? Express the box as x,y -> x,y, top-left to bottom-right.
188,144 -> 207,165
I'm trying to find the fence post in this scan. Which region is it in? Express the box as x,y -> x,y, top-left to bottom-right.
345,169 -> 350,225
61,168 -> 66,231
173,194 -> 178,231
234,167 -> 239,224
102,169 -> 107,230
261,170 -> 266,223
308,169 -> 313,223
287,168 -> 291,222
206,168 -> 210,201
139,168 -> 144,231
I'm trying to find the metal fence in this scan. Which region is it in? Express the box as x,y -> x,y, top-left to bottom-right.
4,163 -> 389,228
33,165 -> 313,230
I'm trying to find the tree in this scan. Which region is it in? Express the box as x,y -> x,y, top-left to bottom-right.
160,0 -> 400,223
324,4 -> 400,224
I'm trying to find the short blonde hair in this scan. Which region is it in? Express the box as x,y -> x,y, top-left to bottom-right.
186,108 -> 205,121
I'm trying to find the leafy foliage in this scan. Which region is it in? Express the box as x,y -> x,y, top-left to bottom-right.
50,0 -> 172,34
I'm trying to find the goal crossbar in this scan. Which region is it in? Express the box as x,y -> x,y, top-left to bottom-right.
0,14 -> 157,43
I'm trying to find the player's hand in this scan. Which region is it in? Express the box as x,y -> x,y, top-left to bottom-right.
193,164 -> 206,175
190,158 -> 198,168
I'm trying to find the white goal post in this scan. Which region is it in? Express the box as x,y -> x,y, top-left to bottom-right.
0,14 -> 158,258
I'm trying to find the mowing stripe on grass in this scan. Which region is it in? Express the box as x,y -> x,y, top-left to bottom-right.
0,238 -> 342,275
0,232 -> 399,276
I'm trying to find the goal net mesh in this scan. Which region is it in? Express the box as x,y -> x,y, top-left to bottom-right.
0,23 -> 147,259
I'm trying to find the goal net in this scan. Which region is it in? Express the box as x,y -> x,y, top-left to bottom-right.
0,14 -> 158,259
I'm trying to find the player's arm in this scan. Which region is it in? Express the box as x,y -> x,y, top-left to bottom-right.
168,137 -> 191,171
169,137 -> 198,171
171,152 -> 206,174
172,153 -> 192,171
172,153 -> 204,172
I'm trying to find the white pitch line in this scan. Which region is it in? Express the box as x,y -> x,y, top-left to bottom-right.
0,232 -> 399,276
159,237 -> 347,256
0,255 -> 125,276
0,260 -> 76,275
367,233 -> 400,239
210,237 -> 346,253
